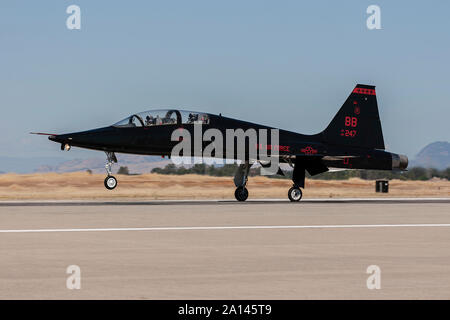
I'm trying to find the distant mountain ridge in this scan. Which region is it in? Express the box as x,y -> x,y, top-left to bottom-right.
35,154 -> 171,174
0,156 -> 68,174
411,141 -> 449,170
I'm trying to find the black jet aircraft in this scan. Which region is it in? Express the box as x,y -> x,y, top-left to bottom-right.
33,84 -> 408,202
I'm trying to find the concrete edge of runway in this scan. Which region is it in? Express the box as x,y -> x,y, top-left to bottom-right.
0,197 -> 449,206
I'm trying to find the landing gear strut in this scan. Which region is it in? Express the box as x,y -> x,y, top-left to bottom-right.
234,161 -> 250,201
104,151 -> 118,190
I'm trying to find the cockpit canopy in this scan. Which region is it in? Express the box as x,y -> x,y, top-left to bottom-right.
113,109 -> 210,127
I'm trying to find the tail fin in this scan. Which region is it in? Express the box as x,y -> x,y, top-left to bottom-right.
322,84 -> 385,150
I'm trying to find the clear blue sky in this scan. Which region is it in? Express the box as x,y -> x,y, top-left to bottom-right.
1,1 -> 449,161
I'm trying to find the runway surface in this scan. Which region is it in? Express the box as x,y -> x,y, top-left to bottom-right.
0,198 -> 449,299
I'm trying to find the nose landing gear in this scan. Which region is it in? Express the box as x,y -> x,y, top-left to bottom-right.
104,151 -> 118,190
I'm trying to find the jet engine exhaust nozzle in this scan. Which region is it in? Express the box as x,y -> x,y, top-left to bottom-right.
391,153 -> 408,171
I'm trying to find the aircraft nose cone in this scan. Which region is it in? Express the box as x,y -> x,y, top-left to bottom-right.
48,135 -> 61,143
48,133 -> 76,144
48,127 -> 115,149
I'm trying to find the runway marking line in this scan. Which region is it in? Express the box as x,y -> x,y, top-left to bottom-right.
1,224 -> 450,233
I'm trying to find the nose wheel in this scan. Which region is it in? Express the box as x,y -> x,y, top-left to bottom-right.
235,186 -> 249,202
104,176 -> 118,190
288,186 -> 302,202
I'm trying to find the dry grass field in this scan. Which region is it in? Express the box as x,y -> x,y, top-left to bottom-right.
0,172 -> 448,200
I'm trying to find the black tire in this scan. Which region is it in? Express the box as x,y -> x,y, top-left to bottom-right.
104,176 -> 118,190
234,186 -> 249,202
288,186 -> 302,202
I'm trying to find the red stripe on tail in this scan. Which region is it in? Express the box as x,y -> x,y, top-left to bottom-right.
352,88 -> 376,95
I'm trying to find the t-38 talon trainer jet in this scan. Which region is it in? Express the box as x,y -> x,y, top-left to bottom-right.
32,84 -> 408,202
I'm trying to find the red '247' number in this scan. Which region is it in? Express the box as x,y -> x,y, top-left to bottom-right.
345,116 -> 357,127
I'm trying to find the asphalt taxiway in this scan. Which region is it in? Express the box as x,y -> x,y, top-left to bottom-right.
0,198 -> 449,299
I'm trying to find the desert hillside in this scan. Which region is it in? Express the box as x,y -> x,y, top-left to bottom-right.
412,141 -> 450,169
0,172 -> 448,200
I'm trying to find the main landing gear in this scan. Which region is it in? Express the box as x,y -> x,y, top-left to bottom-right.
288,185 -> 303,202
104,151 -> 118,190
235,186 -> 249,202
234,161 -> 250,201
287,157 -> 306,202
232,160 -> 305,202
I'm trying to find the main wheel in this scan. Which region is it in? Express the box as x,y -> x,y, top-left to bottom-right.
234,186 -> 249,202
104,176 -> 118,190
288,186 -> 302,202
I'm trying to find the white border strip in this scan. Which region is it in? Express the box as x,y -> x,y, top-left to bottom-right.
1,224 -> 450,233
0,198 -> 448,205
